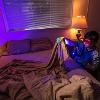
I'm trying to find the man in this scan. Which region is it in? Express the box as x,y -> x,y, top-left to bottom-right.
64,31 -> 100,79
72,31 -> 100,69
47,31 -> 100,80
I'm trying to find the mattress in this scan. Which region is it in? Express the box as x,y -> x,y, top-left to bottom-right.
0,49 -> 52,68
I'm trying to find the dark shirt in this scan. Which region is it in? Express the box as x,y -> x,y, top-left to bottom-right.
64,38 -> 100,69
72,41 -> 99,68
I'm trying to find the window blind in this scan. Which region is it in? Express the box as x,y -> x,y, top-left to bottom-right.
3,0 -> 73,31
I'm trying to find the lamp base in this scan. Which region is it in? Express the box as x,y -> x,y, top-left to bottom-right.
77,29 -> 82,34
76,29 -> 82,40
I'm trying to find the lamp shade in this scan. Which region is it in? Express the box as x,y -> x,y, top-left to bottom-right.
72,16 -> 87,29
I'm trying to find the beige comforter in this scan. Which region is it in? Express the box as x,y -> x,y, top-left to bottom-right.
0,37 -> 99,100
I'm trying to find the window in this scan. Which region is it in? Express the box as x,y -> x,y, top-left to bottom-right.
3,0 -> 73,31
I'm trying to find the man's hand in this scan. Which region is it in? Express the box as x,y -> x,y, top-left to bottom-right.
56,37 -> 64,44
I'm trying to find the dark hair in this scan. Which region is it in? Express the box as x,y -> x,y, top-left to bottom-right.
84,31 -> 99,44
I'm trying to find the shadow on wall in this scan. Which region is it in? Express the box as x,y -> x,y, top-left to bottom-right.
0,0 -> 90,46
0,9 -> 6,33
0,28 -> 70,46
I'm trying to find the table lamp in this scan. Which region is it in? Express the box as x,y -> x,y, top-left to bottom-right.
72,16 -> 88,40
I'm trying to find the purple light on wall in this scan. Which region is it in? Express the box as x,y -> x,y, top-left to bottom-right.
0,9 -> 6,33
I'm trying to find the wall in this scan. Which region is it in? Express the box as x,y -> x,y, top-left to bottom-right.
0,0 -> 89,46
0,0 -> 72,46
87,0 -> 100,50
87,0 -> 100,32
0,29 -> 70,45
0,0 -> 6,34
0,9 -> 5,33
73,0 -> 89,17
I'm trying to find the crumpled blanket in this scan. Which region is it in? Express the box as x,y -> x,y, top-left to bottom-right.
23,71 -> 94,100
23,36 -> 95,100
0,37 -> 99,100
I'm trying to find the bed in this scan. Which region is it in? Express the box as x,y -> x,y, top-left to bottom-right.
0,38 -> 100,100
0,50 -> 52,68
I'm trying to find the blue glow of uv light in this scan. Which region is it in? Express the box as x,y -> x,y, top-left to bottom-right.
64,38 -> 75,46
72,52 -> 75,55
65,39 -> 69,45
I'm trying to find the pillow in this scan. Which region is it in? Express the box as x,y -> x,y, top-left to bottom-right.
31,38 -> 53,52
7,39 -> 31,55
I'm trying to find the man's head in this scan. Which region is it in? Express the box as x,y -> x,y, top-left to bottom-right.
84,31 -> 99,47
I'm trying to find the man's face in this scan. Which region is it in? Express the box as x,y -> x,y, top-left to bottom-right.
83,39 -> 92,47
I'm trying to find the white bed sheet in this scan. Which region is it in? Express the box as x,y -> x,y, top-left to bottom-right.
0,50 -> 52,68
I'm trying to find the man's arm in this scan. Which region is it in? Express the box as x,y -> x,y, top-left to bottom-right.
64,38 -> 75,46
86,52 -> 100,71
56,37 -> 75,46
